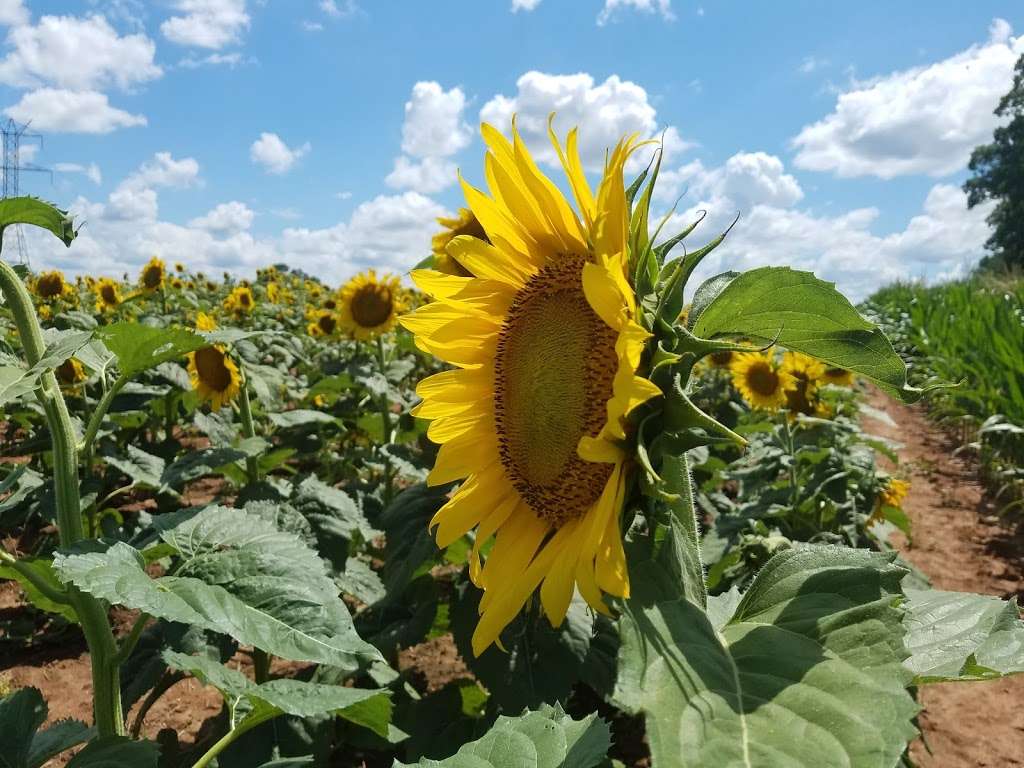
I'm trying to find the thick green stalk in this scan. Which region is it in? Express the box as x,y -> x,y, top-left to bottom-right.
237,372 -> 260,484
374,336 -> 394,506
0,258 -> 124,736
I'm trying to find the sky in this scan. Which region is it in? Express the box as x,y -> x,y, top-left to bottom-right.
1,0 -> 1022,301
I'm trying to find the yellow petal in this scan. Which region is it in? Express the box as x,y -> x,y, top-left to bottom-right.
431,464 -> 510,547
539,522 -> 581,627
447,235 -> 536,288
582,261 -> 626,330
427,431 -> 497,486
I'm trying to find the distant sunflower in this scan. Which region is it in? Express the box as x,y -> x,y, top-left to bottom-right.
33,270 -> 71,301
822,366 -> 855,387
880,477 -> 910,509
338,269 -> 404,340
139,257 -> 166,292
730,351 -> 794,410
187,340 -> 241,412
174,262 -> 185,273
781,351 -> 826,418
94,278 -> 122,313
266,282 -> 281,304
400,119 -> 661,656
431,208 -> 487,277
171,277 -> 185,290
224,285 -> 255,314
307,310 -> 338,337
55,357 -> 86,386
708,349 -> 734,368
195,311 -> 217,331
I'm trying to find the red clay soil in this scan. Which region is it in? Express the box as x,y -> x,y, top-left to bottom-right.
865,387 -> 1024,768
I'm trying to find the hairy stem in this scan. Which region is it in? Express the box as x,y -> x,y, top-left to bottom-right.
237,371 -> 260,484
192,710 -> 279,768
374,335 -> 394,506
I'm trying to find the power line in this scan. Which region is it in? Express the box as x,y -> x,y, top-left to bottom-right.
1,119 -> 52,267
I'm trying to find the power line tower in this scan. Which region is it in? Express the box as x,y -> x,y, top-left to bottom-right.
2,119 -> 51,266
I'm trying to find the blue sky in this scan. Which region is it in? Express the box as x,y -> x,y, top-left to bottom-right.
3,0 -> 1023,299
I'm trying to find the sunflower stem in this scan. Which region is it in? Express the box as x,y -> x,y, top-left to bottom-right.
80,374 -> 129,458
238,371 -> 260,484
374,335 -> 394,506
0,256 -> 124,737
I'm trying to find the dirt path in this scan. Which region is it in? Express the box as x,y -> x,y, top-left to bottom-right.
865,387 -> 1024,768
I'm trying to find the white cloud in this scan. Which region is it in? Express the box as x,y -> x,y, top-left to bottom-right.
597,0 -> 674,26
387,82 -> 470,193
320,0 -> 357,18
301,20 -> 323,32
386,156 -> 457,194
657,151 -> 804,210
511,0 -> 542,11
479,71 -> 692,171
798,56 -> 828,74
161,0 -> 249,50
177,51 -> 247,68
54,161 -> 102,184
0,13 -> 161,91
189,201 -> 254,233
249,132 -> 311,174
4,88 -> 146,133
123,151 -> 200,190
0,0 -> 29,27
792,19 -> 1024,178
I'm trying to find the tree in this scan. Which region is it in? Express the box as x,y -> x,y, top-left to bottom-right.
964,52 -> 1024,270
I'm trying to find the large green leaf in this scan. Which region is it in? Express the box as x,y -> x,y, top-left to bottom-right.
55,506 -> 383,669
615,546 -> 919,768
396,704 -> 610,768
94,323 -> 207,376
163,650 -> 391,737
0,198 -> 76,245
64,737 -> 159,768
690,267 -> 923,401
0,687 -> 93,768
903,588 -> 1024,682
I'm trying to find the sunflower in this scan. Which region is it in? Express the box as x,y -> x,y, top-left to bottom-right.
224,285 -> 255,314
400,120 -> 661,656
266,281 -> 281,304
187,341 -> 241,412
139,257 -> 166,292
33,270 -> 71,301
171,277 -> 184,290
879,477 -> 910,509
730,351 -> 794,410
307,310 -> 338,337
195,311 -> 217,331
780,351 -> 826,418
94,278 -> 122,313
708,349 -> 734,368
431,208 -> 487,277
338,270 -> 404,340
55,357 -> 86,386
174,262 -> 185,273
822,366 -> 855,387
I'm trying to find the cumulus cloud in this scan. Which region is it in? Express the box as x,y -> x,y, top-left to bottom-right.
597,0 -> 674,26
0,13 -> 161,91
511,0 -> 542,11
480,71 -> 692,171
249,132 -> 311,174
657,151 -> 804,210
792,19 -> 1024,178
386,81 -> 471,194
161,0 -> 250,49
4,88 -> 146,133
123,151 -> 200,190
54,161 -> 102,185
0,0 -> 29,27
189,201 -> 254,234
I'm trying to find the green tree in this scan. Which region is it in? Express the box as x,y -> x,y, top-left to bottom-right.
964,52 -> 1024,270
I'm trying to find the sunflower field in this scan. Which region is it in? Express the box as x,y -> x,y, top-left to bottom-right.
2,124 -> 1024,768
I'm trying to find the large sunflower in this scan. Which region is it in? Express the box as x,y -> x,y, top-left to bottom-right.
139,257 -> 166,292
400,120 -> 661,655
338,270 -> 404,340
730,351 -> 794,410
94,278 -> 122,313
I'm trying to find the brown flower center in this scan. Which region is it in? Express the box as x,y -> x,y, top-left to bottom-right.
194,347 -> 233,392
745,362 -> 780,396
493,255 -> 618,526
142,266 -> 163,289
318,313 -> 337,335
37,274 -> 64,298
350,285 -> 394,328
100,284 -> 118,304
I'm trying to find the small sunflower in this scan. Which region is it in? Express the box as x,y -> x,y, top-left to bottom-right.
338,270 -> 404,340
400,119 -> 661,655
307,310 -> 338,337
187,343 -> 241,412
822,366 -> 855,387
55,357 -> 86,386
781,351 -> 826,418
880,478 -> 910,509
171,277 -> 185,290
224,285 -> 255,314
708,349 -> 734,368
195,311 -> 217,331
94,278 -> 122,313
266,282 -> 281,304
730,351 -> 794,410
139,257 -> 166,292
33,270 -> 71,301
431,208 -> 487,277
174,262 -> 185,273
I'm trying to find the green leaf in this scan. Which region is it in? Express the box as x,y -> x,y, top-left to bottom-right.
903,588 -> 1024,682
0,198 -> 76,246
160,446 -> 249,489
0,687 -> 93,768
162,650 -> 391,737
291,476 -> 378,548
0,557 -> 77,623
102,445 -> 165,491
94,323 -> 206,376
268,410 -> 341,429
396,704 -> 610,768
690,267 -> 925,402
615,545 -> 918,768
55,507 -> 383,669
64,736 -> 159,768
